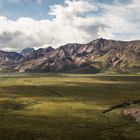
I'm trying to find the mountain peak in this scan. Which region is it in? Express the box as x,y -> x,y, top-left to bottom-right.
20,48 -> 35,56
45,46 -> 54,52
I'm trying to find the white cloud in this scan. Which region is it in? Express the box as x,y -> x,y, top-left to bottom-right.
0,0 -> 140,51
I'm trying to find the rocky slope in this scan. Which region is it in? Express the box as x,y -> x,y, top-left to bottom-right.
0,38 -> 140,73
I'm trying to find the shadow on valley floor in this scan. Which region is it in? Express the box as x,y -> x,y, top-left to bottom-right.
1,74 -> 140,82
0,82 -> 139,110
0,73 -> 73,79
0,80 -> 139,98
88,76 -> 140,82
0,108 -> 139,140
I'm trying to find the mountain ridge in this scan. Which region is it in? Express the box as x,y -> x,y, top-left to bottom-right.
0,38 -> 140,73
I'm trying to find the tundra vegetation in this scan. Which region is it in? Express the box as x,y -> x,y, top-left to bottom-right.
0,73 -> 140,140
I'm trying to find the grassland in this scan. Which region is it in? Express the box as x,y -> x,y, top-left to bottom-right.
0,73 -> 140,140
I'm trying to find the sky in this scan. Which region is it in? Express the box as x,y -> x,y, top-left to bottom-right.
0,0 -> 140,51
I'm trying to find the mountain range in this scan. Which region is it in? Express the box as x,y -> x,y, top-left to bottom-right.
0,38 -> 140,73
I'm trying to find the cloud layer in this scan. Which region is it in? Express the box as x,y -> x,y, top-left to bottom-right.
0,0 -> 140,51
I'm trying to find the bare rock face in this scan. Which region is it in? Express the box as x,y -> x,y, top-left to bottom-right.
0,38 -> 140,73
124,108 -> 140,123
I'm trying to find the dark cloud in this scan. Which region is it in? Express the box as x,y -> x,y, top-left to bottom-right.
0,31 -> 42,51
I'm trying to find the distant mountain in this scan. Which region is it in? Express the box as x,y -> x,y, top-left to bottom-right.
0,38 -> 140,73
0,50 -> 23,64
20,48 -> 35,56
23,46 -> 54,61
0,50 -> 23,72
